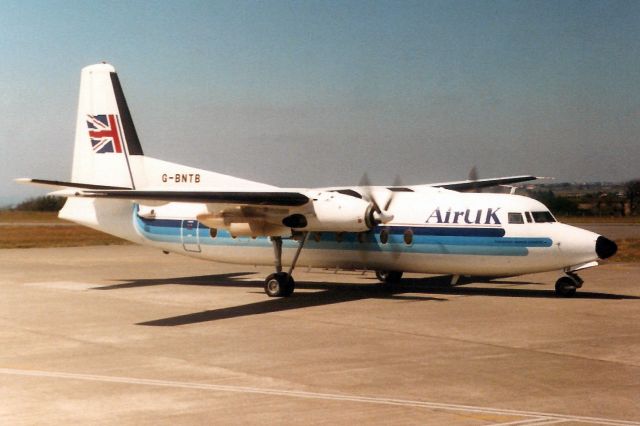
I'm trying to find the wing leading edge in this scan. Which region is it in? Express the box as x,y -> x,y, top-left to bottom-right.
427,175 -> 537,191
78,190 -> 309,206
16,178 -> 309,207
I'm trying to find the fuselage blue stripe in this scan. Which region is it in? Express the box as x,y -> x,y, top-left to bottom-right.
133,212 -> 552,257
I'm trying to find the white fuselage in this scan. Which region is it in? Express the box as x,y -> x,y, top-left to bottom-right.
61,188 -> 602,277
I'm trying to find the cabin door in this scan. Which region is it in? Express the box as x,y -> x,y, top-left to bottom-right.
181,220 -> 201,252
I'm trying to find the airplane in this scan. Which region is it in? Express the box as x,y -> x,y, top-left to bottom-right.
18,63 -> 618,298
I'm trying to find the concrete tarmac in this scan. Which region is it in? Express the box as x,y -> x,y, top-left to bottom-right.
1,245 -> 639,425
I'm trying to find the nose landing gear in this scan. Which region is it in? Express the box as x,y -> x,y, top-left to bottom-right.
555,272 -> 583,297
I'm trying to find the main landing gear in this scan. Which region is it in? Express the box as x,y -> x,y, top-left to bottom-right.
264,272 -> 295,297
264,233 -> 309,297
375,270 -> 403,283
375,270 -> 403,289
555,272 -> 583,297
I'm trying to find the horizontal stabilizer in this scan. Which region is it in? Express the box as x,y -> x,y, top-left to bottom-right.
16,178 -> 131,190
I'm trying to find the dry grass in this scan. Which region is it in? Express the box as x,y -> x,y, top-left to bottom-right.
0,211 -> 61,223
0,211 -> 128,248
558,215 -> 640,224
0,225 -> 128,249
610,239 -> 640,263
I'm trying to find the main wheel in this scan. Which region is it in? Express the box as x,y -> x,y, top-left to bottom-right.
375,270 -> 403,283
555,276 -> 577,297
264,272 -> 295,297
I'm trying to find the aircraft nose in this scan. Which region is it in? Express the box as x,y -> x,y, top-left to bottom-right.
596,236 -> 617,259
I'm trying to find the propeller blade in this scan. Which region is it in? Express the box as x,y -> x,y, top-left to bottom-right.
384,174 -> 403,211
468,166 -> 478,182
375,210 -> 395,223
359,172 -> 381,213
468,166 -> 481,193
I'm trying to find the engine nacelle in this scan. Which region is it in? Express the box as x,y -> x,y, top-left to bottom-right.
284,191 -> 372,232
197,214 -> 291,237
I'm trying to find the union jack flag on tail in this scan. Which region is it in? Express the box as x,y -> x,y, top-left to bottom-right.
86,114 -> 123,153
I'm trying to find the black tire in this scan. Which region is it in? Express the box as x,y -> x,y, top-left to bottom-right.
264,272 -> 295,297
375,270 -> 403,283
555,276 -> 577,297
281,275 -> 295,297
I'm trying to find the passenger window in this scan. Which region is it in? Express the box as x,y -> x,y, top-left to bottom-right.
532,211 -> 556,223
403,229 -> 413,245
336,232 -> 344,243
508,213 -> 524,224
379,229 -> 389,244
313,232 -> 322,242
358,232 -> 367,244
524,212 -> 532,223
209,228 -> 217,239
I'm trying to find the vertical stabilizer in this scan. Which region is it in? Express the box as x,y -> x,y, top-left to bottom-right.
71,63 -> 143,188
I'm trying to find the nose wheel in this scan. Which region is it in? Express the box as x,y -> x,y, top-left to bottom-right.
555,273 -> 583,297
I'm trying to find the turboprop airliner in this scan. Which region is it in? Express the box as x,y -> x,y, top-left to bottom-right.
19,63 -> 618,298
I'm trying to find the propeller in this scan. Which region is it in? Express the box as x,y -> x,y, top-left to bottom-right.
359,173 -> 395,225
357,173 -> 402,265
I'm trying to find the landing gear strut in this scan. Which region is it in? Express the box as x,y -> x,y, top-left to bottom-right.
555,272 -> 583,297
264,233 -> 309,297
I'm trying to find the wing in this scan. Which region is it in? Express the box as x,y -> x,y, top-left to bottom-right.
320,175 -> 538,198
423,175 -> 537,191
16,178 -> 309,207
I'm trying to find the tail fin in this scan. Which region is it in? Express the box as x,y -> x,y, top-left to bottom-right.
70,63 -> 270,191
19,62 -> 278,243
72,63 -> 143,189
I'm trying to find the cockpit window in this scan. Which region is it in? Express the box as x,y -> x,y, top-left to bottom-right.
524,212 -> 533,223
531,211 -> 556,223
508,213 -> 524,224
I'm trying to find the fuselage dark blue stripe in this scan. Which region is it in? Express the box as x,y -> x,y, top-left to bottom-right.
382,226 -> 505,237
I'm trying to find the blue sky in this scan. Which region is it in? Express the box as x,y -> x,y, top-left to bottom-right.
1,0 -> 639,204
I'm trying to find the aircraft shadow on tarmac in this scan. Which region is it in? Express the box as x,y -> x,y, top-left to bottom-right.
91,273 -> 639,326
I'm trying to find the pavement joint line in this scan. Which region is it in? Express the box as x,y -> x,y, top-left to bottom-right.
487,418 -> 552,426
302,319 -> 640,369
488,418 -> 567,426
1,367 -> 638,425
